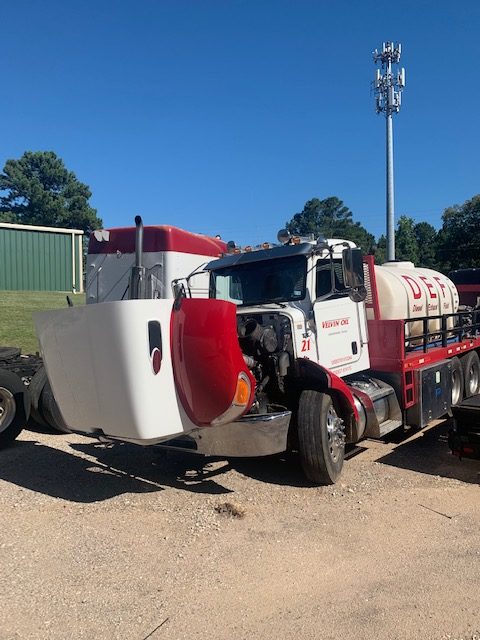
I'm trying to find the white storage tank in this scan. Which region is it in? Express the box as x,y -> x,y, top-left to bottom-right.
369,261 -> 459,340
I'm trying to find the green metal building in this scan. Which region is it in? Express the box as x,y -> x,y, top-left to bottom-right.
0,222 -> 84,292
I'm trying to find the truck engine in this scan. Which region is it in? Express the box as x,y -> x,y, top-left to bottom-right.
236,312 -> 294,413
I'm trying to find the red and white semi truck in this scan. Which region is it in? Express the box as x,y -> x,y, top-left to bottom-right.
33,222 -> 480,484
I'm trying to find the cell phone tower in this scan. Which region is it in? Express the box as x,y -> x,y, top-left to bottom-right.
373,42 -> 405,261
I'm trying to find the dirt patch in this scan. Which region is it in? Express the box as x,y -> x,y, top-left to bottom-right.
214,501 -> 246,518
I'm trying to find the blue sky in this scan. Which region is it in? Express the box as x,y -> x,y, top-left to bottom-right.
2,0 -> 479,245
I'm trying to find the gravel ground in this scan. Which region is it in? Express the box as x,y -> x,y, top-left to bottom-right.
0,420 -> 479,640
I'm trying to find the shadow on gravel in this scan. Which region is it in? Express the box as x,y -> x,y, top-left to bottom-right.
226,444 -> 366,488
226,454 -> 310,487
0,436 -> 374,500
25,419 -> 59,436
7,424 -> 471,503
377,420 -> 480,485
0,439 -> 235,502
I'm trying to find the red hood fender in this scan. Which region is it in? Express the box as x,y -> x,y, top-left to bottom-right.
171,298 -> 255,426
296,358 -> 359,421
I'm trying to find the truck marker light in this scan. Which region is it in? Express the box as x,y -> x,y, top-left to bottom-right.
211,372 -> 252,426
233,374 -> 250,405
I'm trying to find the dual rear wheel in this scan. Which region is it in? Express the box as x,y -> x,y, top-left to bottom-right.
451,351 -> 480,406
461,351 -> 480,398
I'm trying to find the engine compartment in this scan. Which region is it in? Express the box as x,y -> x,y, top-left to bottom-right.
236,312 -> 294,413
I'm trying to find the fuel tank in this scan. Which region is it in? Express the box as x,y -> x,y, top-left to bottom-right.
369,262 -> 459,339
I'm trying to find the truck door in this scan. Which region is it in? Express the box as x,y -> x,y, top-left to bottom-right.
313,261 -> 369,377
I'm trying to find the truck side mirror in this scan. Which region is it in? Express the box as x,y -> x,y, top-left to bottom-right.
172,281 -> 186,300
342,247 -> 367,302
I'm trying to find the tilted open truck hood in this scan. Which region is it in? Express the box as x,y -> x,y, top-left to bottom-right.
34,298 -> 253,444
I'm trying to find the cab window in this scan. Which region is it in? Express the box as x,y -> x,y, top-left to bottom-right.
315,260 -> 347,298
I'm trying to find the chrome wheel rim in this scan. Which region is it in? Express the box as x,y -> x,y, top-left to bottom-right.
451,369 -> 462,406
0,387 -> 16,433
468,364 -> 479,395
326,405 -> 345,463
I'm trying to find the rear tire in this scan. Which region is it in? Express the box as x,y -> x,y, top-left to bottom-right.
461,351 -> 480,398
28,366 -> 49,428
0,370 -> 30,448
297,390 -> 345,485
39,380 -> 71,433
450,356 -> 464,406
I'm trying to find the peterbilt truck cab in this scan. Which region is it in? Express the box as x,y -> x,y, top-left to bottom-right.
200,231 -> 372,484
208,235 -> 370,379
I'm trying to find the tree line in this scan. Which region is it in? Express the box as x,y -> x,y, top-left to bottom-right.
0,151 -> 102,233
286,195 -> 480,274
0,151 -> 478,275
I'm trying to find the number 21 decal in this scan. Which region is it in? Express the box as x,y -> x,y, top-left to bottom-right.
301,338 -> 311,352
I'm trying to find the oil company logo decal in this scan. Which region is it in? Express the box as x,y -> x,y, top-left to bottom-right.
321,317 -> 350,329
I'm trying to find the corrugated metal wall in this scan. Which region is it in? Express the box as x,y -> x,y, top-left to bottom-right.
0,224 -> 83,292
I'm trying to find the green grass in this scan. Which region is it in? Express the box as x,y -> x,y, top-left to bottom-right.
0,291 -> 86,354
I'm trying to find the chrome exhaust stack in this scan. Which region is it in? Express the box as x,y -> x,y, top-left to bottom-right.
129,215 -> 147,299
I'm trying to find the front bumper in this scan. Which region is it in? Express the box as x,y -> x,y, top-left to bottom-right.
159,411 -> 291,457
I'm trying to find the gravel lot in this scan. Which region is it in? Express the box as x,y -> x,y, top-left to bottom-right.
0,420 -> 479,640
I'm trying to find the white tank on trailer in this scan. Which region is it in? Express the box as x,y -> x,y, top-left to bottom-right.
368,261 -> 459,339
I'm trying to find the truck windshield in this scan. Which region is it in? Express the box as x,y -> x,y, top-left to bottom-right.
210,255 -> 307,306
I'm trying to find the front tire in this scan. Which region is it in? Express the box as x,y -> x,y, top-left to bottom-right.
297,390 -> 345,485
0,370 -> 30,448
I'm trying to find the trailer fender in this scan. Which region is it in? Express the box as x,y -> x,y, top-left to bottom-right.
295,359 -> 359,440
171,298 -> 255,427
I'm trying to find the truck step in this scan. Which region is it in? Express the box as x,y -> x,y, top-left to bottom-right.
374,418 -> 403,438
348,376 -> 403,439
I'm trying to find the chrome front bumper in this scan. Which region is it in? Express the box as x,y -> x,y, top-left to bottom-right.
191,411 -> 291,457
158,411 -> 291,457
